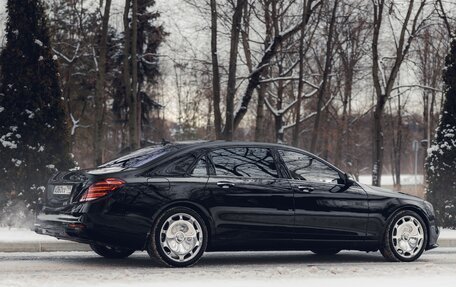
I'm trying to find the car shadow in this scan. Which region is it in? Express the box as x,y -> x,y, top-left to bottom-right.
198,251 -> 388,266
55,251 -> 390,268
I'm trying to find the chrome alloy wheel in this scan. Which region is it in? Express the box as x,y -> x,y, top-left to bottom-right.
159,213 -> 203,262
392,215 -> 424,258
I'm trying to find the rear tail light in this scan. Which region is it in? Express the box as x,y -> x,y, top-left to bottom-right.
80,178 -> 125,202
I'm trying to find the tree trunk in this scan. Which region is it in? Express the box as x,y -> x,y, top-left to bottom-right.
210,0 -> 222,139
123,0 -> 133,149
223,0 -> 246,140
292,0 -> 310,147
372,106 -> 384,186
254,79 -> 266,142
131,0 -> 140,149
394,90 -> 402,190
207,91 -> 213,136
254,1 -> 272,142
93,0 -> 112,165
275,80 -> 284,143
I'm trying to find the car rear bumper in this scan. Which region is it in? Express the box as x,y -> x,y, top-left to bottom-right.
35,210 -> 150,250
34,213 -> 93,244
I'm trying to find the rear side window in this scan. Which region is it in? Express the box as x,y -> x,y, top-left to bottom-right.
209,147 -> 278,178
190,157 -> 208,176
279,150 -> 340,183
155,154 -> 198,176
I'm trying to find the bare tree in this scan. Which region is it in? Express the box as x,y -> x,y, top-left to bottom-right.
223,0 -> 247,140
333,0 -> 371,168
309,0 -> 339,153
370,0 -> 427,186
231,0 -> 322,132
435,0 -> 453,38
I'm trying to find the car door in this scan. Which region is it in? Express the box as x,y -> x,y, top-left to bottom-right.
205,146 -> 295,250
278,149 -> 369,243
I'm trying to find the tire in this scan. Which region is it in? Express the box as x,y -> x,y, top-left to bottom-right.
90,243 -> 135,259
147,206 -> 208,267
380,210 -> 428,262
310,248 -> 341,255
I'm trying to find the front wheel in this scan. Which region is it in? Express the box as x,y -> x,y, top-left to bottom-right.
147,207 -> 208,267
90,243 -> 135,259
380,210 -> 428,262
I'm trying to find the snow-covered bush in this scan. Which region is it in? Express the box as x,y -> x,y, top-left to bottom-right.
426,38 -> 456,229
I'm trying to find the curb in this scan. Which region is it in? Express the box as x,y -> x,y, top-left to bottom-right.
0,238 -> 455,253
438,238 -> 456,248
0,241 -> 91,252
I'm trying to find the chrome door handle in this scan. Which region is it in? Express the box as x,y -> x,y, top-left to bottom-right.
297,186 -> 314,193
217,181 -> 235,189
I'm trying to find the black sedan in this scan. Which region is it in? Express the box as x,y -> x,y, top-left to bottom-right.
35,141 -> 439,267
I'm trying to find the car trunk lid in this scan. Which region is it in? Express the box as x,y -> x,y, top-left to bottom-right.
45,167 -> 126,209
46,170 -> 90,209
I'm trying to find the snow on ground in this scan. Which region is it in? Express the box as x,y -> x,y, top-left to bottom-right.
1,249 -> 456,287
358,174 -> 424,185
441,228 -> 456,239
1,228 -> 456,287
0,227 -> 59,242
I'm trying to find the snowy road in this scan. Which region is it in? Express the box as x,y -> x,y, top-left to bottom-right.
1,249 -> 456,287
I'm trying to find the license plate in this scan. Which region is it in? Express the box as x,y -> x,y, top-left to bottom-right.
53,185 -> 73,195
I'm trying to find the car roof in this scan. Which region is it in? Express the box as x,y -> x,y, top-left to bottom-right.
168,140 -> 298,150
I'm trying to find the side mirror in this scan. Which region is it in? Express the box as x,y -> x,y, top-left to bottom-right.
331,173 -> 353,193
341,173 -> 353,186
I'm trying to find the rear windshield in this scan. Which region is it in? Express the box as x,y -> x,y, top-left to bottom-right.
99,145 -> 178,168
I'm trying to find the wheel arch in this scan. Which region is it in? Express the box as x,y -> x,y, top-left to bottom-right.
386,205 -> 430,242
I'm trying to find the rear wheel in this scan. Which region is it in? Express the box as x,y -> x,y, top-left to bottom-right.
380,210 -> 427,262
147,207 -> 208,267
90,243 -> 135,259
310,248 -> 341,255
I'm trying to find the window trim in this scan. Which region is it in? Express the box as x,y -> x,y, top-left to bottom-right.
206,145 -> 282,179
188,155 -> 210,177
277,148 -> 344,183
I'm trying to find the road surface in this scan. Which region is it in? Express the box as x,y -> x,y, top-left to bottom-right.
1,248 -> 455,287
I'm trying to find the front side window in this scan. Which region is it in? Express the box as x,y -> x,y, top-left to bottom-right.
279,150 -> 340,183
209,147 -> 278,178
